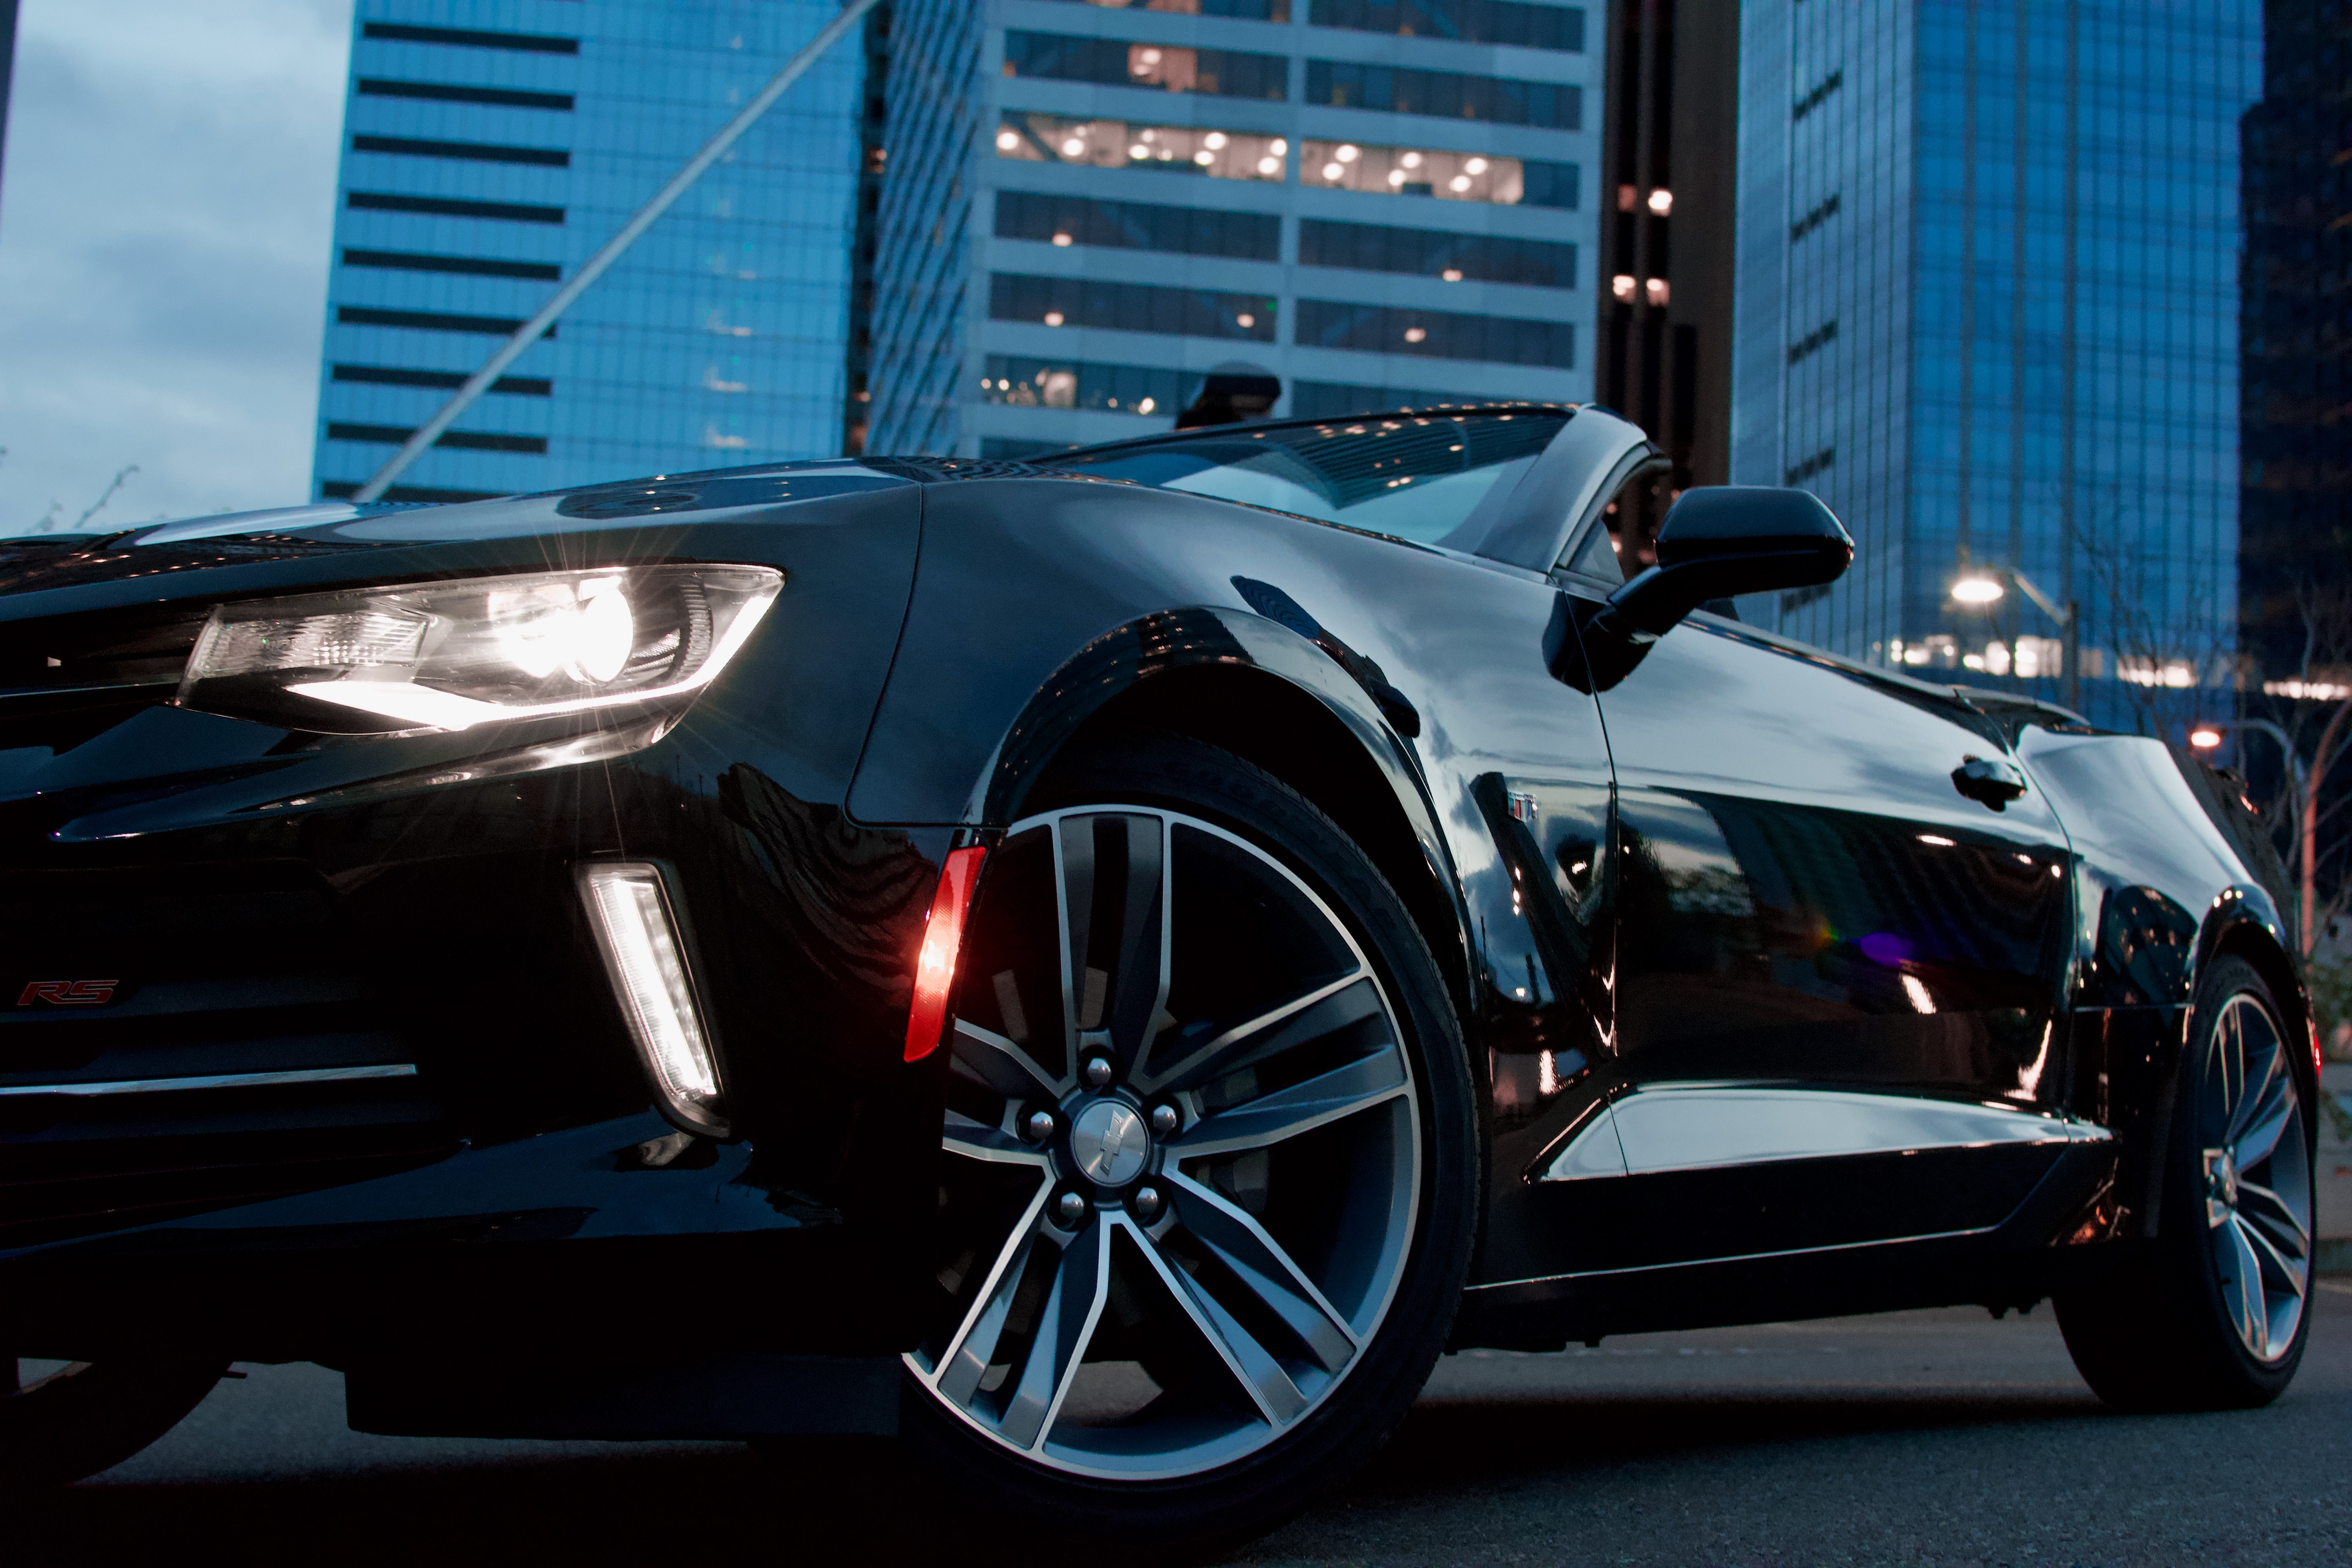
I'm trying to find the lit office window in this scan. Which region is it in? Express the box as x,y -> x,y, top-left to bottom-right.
996,114 -> 1289,182
981,356 -> 1190,416
1299,218 -> 1576,287
990,274 -> 1278,342
1298,140 -> 1577,208
996,191 -> 1281,261
1004,31 -> 1289,99
1297,298 -> 1574,366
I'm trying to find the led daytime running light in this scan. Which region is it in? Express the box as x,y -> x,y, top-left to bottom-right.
578,862 -> 727,1136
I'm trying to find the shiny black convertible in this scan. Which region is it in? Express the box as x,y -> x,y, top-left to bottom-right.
0,405 -> 2319,1542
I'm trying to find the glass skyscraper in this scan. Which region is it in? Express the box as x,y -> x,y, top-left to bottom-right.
866,0 -> 1602,459
1729,2 -> 2261,731
312,1 -> 867,503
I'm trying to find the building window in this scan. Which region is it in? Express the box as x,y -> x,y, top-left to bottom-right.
996,191 -> 1281,261
347,192 -> 566,225
1788,191 -> 1840,243
325,422 -> 548,455
1791,67 -> 1842,123
350,134 -> 570,168
355,79 -> 574,111
360,22 -> 579,54
1290,379 -> 1496,418
1003,31 -> 1289,100
336,306 -> 553,337
996,115 -> 1288,181
982,355 -> 1189,416
1783,446 -> 1835,486
332,364 -> 552,396
1039,0 -> 1290,17
1300,140 -> 1577,208
341,248 -> 562,281
1298,298 -> 1574,366
991,274 -> 1278,341
1299,218 -> 1575,287
320,481 -> 504,503
1785,319 -> 1837,365
1305,60 -> 1579,129
1308,0 -> 1585,52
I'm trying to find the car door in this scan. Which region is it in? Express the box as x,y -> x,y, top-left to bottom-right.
1537,499 -> 2083,1274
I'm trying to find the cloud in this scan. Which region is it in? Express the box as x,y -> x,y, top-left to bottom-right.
0,0 -> 353,531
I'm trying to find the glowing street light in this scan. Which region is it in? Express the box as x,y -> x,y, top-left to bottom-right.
1947,566 -> 2078,710
2189,726 -> 2224,750
1951,576 -> 2006,605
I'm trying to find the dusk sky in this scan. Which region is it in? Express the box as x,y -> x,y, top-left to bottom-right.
0,0 -> 353,532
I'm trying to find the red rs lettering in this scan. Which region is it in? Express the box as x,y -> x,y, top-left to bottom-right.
16,980 -> 118,1006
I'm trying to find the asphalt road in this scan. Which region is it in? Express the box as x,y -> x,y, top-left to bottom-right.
20,1283 -> 2350,1567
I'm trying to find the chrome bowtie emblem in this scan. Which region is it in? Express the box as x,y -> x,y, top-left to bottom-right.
1070,1100 -> 1149,1187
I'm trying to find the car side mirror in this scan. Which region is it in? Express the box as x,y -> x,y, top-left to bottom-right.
1590,486 -> 1855,642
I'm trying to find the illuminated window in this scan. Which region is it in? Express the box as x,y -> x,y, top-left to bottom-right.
1300,138 -> 1578,208
997,192 -> 1281,260
1003,31 -> 1288,99
990,274 -> 1278,342
982,354 -> 1189,416
995,114 -> 1287,183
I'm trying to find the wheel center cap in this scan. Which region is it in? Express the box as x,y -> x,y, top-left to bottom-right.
2203,1146 -> 2240,1225
1070,1100 -> 1149,1187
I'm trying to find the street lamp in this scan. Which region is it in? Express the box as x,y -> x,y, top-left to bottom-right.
1949,567 -> 2080,712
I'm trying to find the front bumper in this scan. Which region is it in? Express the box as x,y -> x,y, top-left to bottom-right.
0,500 -> 951,1365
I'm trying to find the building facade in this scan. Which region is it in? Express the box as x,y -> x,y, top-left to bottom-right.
2239,0 -> 2350,695
1729,1 -> 2261,731
866,0 -> 1603,459
312,1 -> 867,503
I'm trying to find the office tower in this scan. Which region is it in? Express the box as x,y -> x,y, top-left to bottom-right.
312,2 -> 867,503
0,0 -> 18,220
866,0 -> 1601,459
2240,0 -> 2350,695
1593,0 -> 1739,489
1729,2 -> 2261,729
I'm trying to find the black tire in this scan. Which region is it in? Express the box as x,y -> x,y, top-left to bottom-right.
0,1356 -> 224,1496
899,733 -> 1479,1551
2056,954 -> 2316,1411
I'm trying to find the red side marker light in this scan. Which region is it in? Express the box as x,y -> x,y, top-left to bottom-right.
906,845 -> 987,1062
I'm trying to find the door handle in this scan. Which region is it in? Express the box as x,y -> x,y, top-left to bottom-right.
1952,754 -> 2029,810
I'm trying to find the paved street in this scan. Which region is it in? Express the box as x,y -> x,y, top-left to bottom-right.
18,1284 -> 2350,1567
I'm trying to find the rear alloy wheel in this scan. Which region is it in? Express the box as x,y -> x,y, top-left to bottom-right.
902,737 -> 1475,1544
2058,955 -> 2315,1410
1,1356 -> 225,1497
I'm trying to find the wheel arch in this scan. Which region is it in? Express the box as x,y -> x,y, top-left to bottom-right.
989,613 -> 1477,1030
2199,897 -> 2319,1082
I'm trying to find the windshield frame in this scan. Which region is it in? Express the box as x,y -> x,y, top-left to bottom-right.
1027,403 -> 1587,557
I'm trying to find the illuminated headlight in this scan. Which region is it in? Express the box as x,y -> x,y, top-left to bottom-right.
177,565 -> 782,733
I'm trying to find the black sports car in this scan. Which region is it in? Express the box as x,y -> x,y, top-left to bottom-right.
0,405 -> 2318,1543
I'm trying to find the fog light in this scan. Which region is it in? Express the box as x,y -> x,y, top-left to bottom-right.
578,862 -> 727,1136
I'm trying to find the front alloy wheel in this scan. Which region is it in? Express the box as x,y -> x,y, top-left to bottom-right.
902,738 -> 1473,1542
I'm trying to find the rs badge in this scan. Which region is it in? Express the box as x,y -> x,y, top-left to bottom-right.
17,980 -> 120,1007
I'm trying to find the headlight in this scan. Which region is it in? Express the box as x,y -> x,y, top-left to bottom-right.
177,565 -> 781,733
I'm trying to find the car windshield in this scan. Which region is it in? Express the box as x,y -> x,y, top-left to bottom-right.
1035,410 -> 1567,547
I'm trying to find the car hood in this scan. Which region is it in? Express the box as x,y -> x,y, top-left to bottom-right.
0,459 -> 918,603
